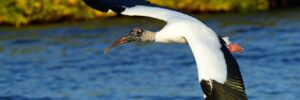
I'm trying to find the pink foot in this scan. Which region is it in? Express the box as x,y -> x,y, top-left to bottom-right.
227,44 -> 244,53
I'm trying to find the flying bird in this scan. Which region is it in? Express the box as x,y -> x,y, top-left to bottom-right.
83,0 -> 247,99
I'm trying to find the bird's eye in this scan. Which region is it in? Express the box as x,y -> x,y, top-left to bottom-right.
131,28 -> 143,37
136,29 -> 143,36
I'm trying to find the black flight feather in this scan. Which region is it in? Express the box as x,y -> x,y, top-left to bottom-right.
200,37 -> 247,100
82,0 -> 151,13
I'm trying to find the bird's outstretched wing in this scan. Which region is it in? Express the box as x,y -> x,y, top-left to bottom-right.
185,34 -> 248,100
83,0 -> 247,99
216,37 -> 247,100
82,0 -> 197,23
83,0 -> 151,13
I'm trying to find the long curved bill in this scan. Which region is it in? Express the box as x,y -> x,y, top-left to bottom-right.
104,35 -> 130,54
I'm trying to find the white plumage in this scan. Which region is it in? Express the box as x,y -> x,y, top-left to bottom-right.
123,5 -> 227,83
82,0 -> 247,99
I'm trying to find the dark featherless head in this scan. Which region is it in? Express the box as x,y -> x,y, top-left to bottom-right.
104,27 -> 154,54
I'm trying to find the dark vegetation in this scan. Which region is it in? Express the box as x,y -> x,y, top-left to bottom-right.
0,0 -> 299,27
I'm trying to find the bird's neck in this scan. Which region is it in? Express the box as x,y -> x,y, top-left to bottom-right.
141,30 -> 156,42
154,31 -> 188,44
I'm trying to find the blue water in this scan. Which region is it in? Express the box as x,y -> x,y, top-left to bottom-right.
0,9 -> 300,100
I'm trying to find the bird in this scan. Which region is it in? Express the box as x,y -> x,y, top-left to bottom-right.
83,0 -> 247,99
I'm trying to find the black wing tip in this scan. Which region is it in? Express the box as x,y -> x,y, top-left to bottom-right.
82,0 -> 125,13
83,0 -> 152,14
83,0 -> 108,12
201,80 -> 248,100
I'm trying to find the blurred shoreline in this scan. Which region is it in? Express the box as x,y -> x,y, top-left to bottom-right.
0,0 -> 299,27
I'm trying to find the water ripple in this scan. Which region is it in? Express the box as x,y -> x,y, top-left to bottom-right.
0,9 -> 300,100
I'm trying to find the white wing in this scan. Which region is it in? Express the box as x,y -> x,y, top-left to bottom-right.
185,32 -> 228,83
122,6 -> 198,23
124,5 -> 229,83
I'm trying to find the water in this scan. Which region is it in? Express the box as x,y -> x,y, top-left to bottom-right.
0,9 -> 300,100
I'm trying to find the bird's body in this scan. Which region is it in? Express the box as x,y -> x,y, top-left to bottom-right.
83,0 -> 247,99
124,6 -> 229,83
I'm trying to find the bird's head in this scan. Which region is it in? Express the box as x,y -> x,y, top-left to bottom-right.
104,28 -> 155,54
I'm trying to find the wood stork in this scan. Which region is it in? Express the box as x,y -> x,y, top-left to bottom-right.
83,0 -> 247,99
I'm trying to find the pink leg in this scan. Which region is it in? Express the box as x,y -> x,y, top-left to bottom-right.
227,44 -> 244,53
